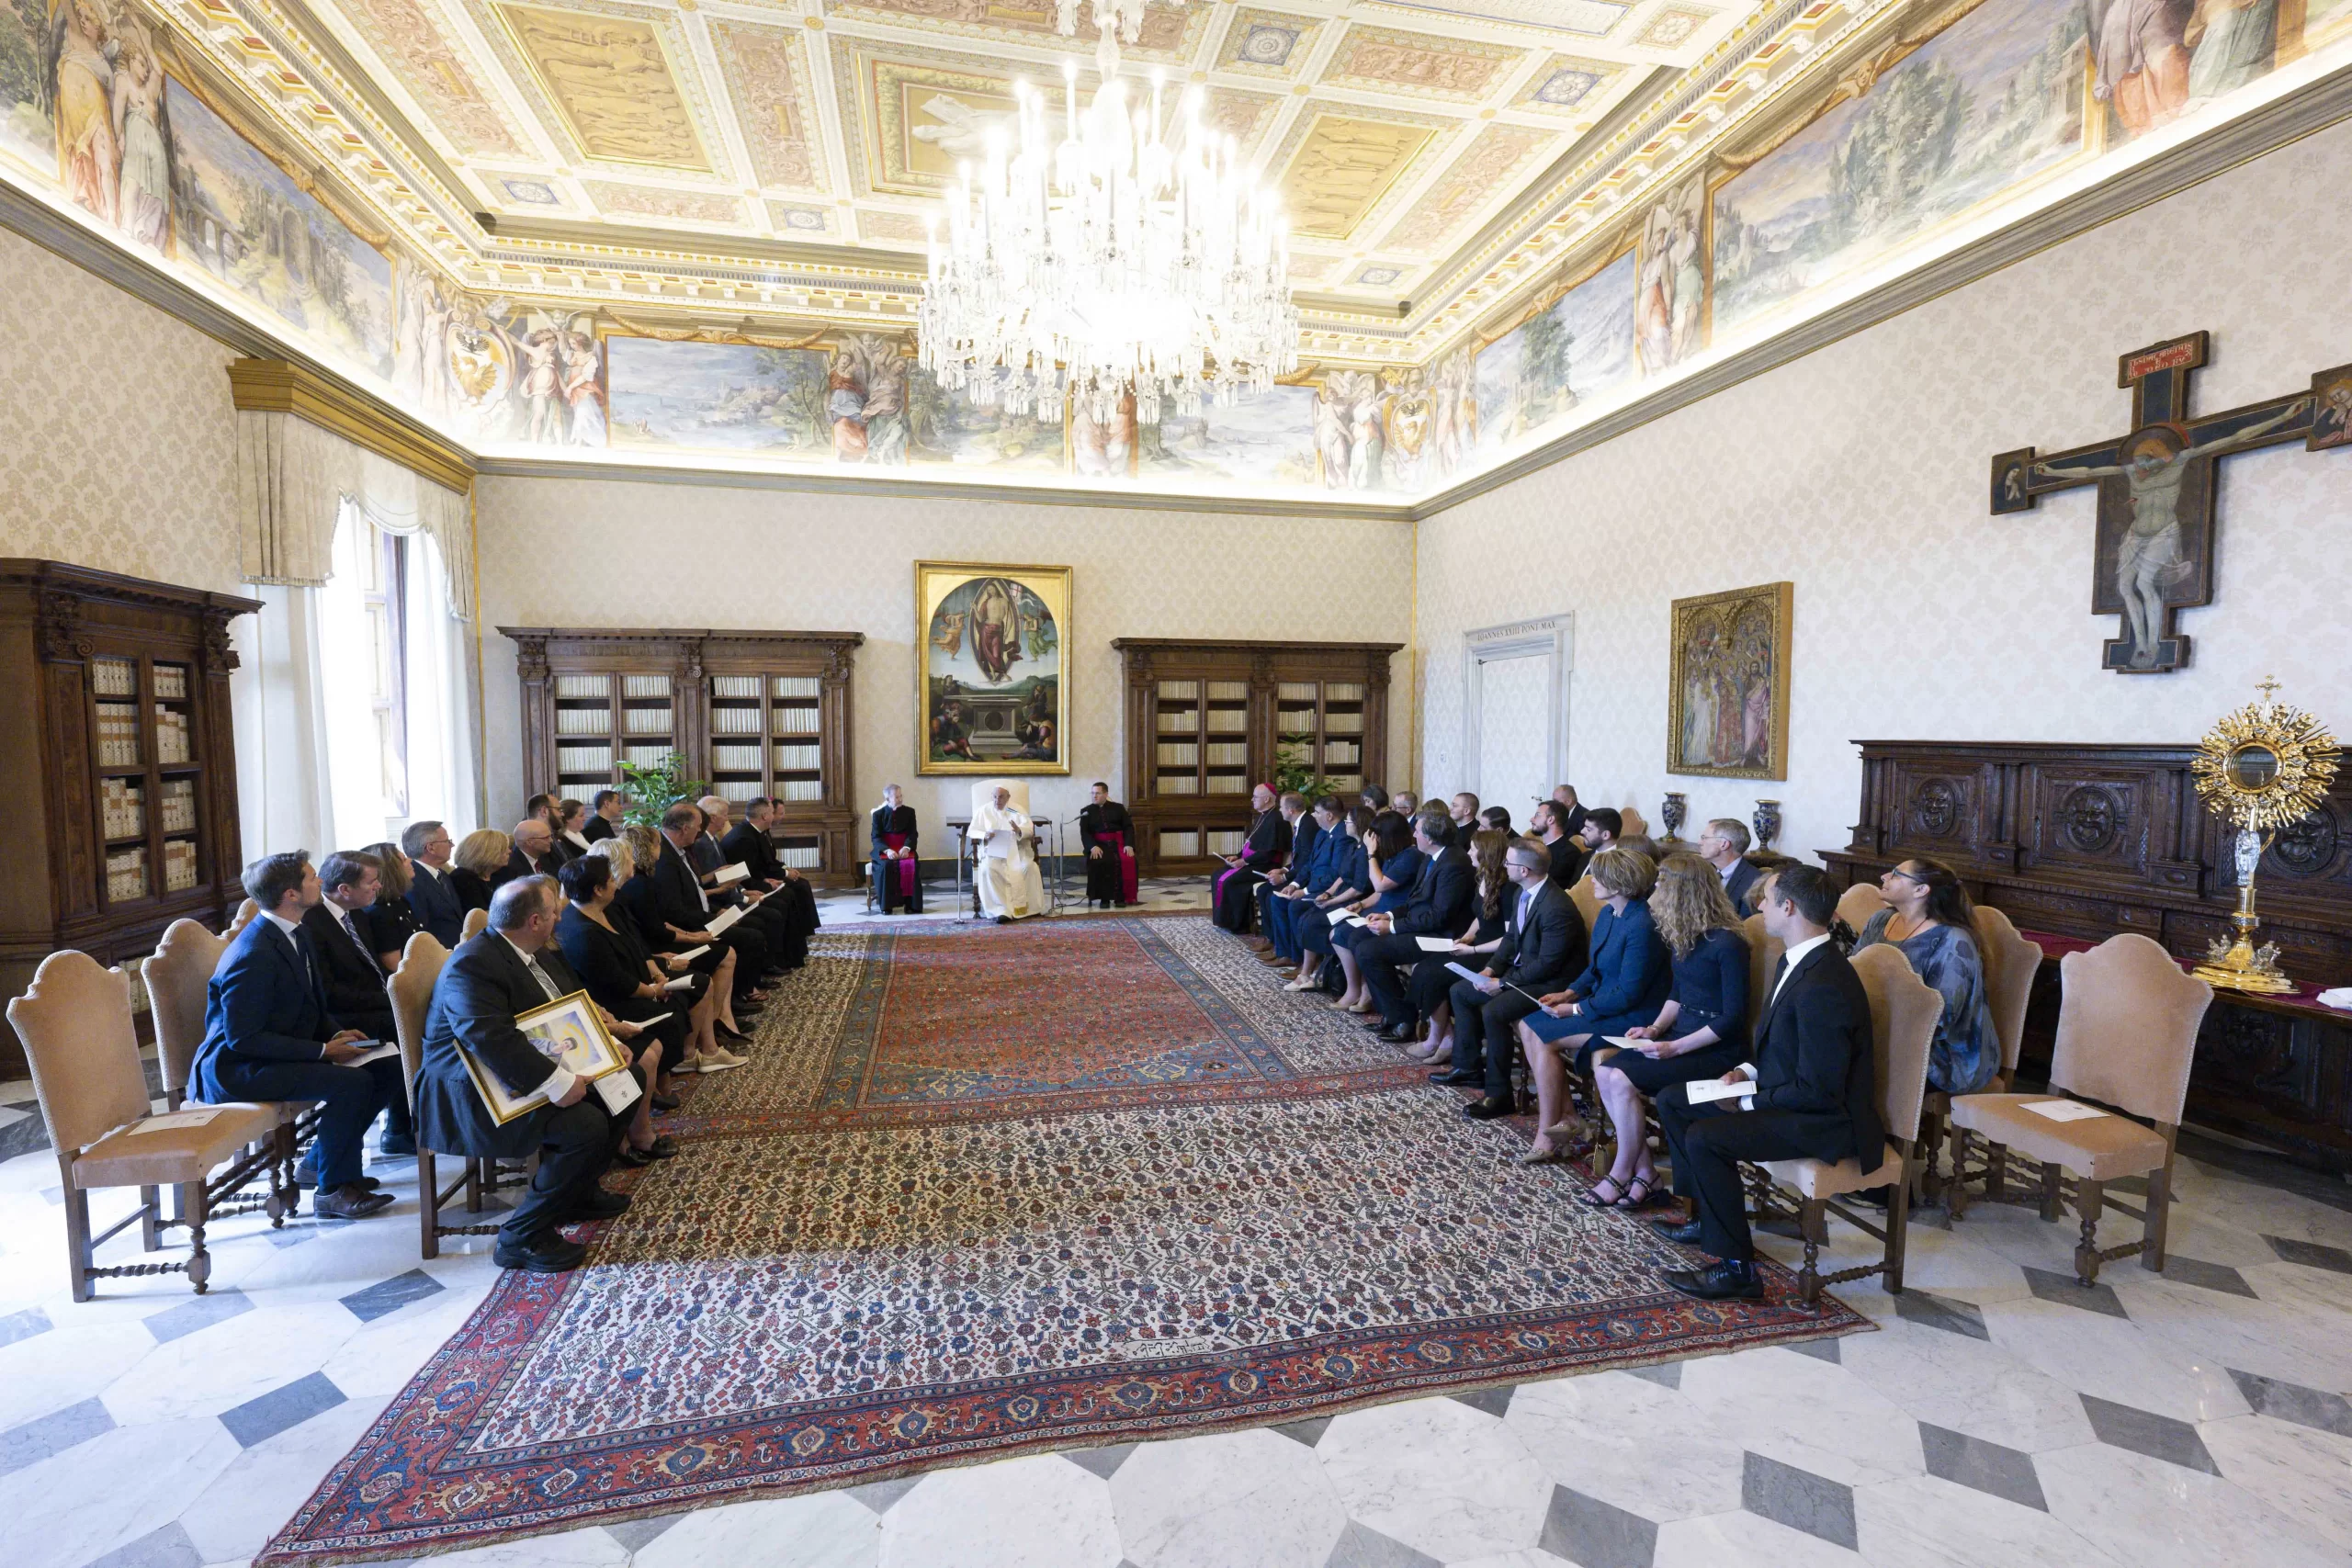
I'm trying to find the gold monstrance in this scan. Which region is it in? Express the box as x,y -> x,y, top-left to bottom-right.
2188,680 -> 2339,994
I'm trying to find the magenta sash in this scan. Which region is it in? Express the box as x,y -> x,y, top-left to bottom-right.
1091,829 -> 1138,903
882,833 -> 917,897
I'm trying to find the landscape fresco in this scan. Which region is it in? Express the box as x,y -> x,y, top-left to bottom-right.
0,0 -> 56,178
168,80 -> 392,375
607,339 -> 830,456
1711,0 -> 2086,338
1141,385 -> 1319,485
1473,249 -> 1637,455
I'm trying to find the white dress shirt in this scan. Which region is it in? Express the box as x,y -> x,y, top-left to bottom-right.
500,933 -> 576,1104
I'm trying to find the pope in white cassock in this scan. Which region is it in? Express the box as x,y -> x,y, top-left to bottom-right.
970,786 -> 1046,923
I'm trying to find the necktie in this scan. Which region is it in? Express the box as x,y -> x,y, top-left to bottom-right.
340,909 -> 373,961
522,952 -> 560,1001
1767,953 -> 1792,1007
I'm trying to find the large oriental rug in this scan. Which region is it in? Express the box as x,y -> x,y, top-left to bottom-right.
262,915 -> 1868,1563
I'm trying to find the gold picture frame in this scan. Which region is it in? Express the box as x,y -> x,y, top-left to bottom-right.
915,561 -> 1072,776
1668,581 -> 1792,780
459,989 -> 633,1125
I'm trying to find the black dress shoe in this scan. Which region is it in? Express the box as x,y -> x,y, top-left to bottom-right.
569,1188 -> 631,1222
376,1133 -> 417,1158
315,1183 -> 394,1221
1429,1068 -> 1481,1086
493,1233 -> 588,1273
1462,1096 -> 1513,1121
650,1092 -> 682,1112
1651,1217 -> 1705,1246
997,915 -> 1012,925
1378,1023 -> 1419,1043
1663,1260 -> 1764,1302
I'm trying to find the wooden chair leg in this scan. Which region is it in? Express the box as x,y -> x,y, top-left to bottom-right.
1916,1110 -> 1943,1205
1985,1140 -> 2011,1203
184,1179 -> 212,1295
1945,1123 -> 1973,1220
64,1183 -> 96,1303
2073,1176 -> 2105,1286
139,1185 -> 162,1251
464,1156 -> 483,1213
419,1148 -> 441,1260
2038,1160 -> 2064,1223
1884,1142 -> 1914,1296
1798,1198 -> 1826,1305
2143,1151 -> 2174,1272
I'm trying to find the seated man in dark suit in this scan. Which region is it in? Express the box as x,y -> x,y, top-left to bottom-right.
656,803 -> 772,1005
582,789 -> 625,843
414,876 -> 639,1274
401,819 -> 466,947
1698,818 -> 1762,914
512,818 -> 564,879
1353,813 -> 1477,1042
301,850 -> 416,1157
690,797 -> 795,975
1552,784 -> 1589,843
1442,840 -> 1589,1120
719,795 -> 820,966
190,852 -> 399,1220
1652,863 -> 1884,1301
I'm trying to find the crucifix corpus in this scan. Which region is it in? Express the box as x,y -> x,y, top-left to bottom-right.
1990,332 -> 2348,673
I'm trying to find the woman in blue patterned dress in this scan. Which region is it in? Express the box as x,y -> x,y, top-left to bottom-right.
1855,857 -> 2000,1094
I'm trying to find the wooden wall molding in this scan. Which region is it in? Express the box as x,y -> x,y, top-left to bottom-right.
226,359 -> 476,495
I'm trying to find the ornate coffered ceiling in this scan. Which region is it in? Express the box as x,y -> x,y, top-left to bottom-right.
131,0 -> 1862,358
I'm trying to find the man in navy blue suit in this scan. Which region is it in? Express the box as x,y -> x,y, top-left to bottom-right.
1354,812 -> 1477,1041
190,852 -> 401,1220
401,819 -> 466,947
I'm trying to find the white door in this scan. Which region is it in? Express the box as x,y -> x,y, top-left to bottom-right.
1475,651 -> 1551,830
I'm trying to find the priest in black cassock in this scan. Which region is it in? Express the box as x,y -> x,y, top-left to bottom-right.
1212,784 -> 1287,933
870,783 -> 922,914
1079,781 -> 1137,908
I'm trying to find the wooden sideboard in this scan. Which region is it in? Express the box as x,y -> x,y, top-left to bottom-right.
1823,739 -> 2352,1172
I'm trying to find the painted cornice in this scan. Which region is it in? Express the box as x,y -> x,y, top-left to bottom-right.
226,361 -> 477,494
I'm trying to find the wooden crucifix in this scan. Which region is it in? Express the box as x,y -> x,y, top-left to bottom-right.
1991,333 -> 2348,674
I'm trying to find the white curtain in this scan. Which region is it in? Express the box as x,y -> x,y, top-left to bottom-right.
233,410 -> 480,859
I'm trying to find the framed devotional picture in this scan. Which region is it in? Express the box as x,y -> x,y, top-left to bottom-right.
915,561 -> 1071,775
1668,581 -> 1792,780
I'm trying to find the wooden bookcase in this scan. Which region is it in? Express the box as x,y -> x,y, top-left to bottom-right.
501,627 -> 864,882
1112,638 -> 1401,876
0,562 -> 260,1077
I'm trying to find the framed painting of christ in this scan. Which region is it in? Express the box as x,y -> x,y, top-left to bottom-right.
916,561 -> 1071,776
1667,581 -> 1792,780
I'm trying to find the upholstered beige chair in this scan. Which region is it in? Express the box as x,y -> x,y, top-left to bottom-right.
1924,908 -> 2044,1201
460,906 -> 490,942
1567,874 -> 1601,936
9,950 -> 282,1301
226,897 -> 260,937
1751,942 -> 1940,1303
1835,881 -> 1889,931
1947,933 -> 2212,1283
142,919 -> 295,1224
1617,807 -> 1648,840
390,933 -> 526,1258
1739,911 -> 1786,1050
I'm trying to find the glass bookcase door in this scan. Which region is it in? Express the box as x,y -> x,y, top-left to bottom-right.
708,675 -> 765,804
618,674 -> 676,779
553,672 -> 618,790
769,677 -> 823,805
1153,680 -> 1201,797
1203,681 -> 1250,795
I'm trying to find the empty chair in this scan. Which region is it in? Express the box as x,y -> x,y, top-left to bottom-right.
142,919 -> 294,1222
1754,942 -> 1941,1303
10,950 -> 281,1300
1947,933 -> 2213,1283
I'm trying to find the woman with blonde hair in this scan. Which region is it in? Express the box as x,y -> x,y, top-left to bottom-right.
450,829 -> 512,914
1581,853 -> 1751,1206
1515,847 -> 1672,1165
611,820 -> 752,1043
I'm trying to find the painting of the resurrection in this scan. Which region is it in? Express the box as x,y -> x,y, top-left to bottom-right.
916,562 -> 1071,776
1668,581 -> 1792,780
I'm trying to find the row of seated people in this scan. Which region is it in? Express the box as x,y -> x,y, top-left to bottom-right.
187,793 -> 821,1270
1215,784 -> 2003,1302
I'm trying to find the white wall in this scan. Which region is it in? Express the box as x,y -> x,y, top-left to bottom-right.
1415,114 -> 2352,865
472,478 -> 1417,834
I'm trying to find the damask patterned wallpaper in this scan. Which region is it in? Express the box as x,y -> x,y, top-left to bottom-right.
0,227 -> 243,594
1415,115 -> 2352,868
474,478 -> 1416,829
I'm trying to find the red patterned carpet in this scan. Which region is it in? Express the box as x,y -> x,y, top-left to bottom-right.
259,916 -> 1869,1564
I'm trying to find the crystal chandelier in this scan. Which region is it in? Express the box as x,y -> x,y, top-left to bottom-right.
917,57 -> 1300,430
1056,0 -> 1172,77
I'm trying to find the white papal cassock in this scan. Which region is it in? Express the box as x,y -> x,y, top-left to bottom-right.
970,802 -> 1046,919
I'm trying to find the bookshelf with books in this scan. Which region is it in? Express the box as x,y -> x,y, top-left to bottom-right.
0,562 -> 260,1076
1113,638 -> 1401,876
503,627 -> 864,883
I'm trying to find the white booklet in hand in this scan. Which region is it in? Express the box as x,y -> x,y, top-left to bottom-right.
670,943 -> 711,964
663,975 -> 697,992
347,1041 -> 401,1067
1414,936 -> 1456,953
593,1073 -> 641,1115
710,862 -> 751,886
1682,1077 -> 1756,1107
707,906 -> 744,936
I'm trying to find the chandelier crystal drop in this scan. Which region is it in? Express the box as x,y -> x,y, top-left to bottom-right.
917,58 -> 1300,430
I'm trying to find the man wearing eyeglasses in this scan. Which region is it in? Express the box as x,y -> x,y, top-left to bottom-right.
1696,818 -> 1760,913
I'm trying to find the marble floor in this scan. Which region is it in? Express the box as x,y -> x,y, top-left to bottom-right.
5,908 -> 2351,1568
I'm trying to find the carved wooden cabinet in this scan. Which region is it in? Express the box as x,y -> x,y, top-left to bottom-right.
501,627 -> 864,883
0,563 -> 260,1076
1825,739 -> 2352,1171
1111,638 -> 1402,876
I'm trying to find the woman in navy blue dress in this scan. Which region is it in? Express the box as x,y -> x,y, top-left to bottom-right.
1292,806 -> 1374,991
1577,853 -> 1750,1201
1330,811 -> 1421,1013
1516,847 -> 1672,1162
